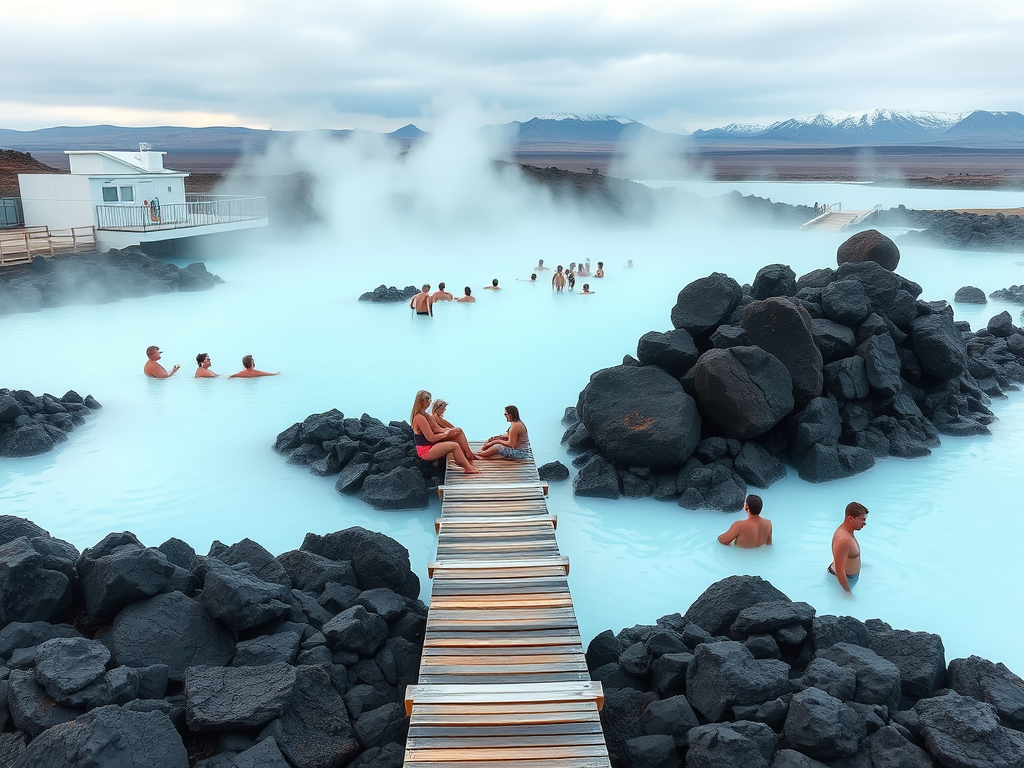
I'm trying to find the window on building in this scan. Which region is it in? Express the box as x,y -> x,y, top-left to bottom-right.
102,187 -> 118,202
119,186 -> 135,202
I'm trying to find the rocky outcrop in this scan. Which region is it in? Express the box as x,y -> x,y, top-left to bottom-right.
0,516 -> 424,767
358,284 -> 419,302
274,409 -> 443,511
869,207 -> 1024,252
954,285 -> 987,304
587,575 -> 1024,768
0,247 -> 222,315
0,388 -> 101,457
563,234 -> 1024,509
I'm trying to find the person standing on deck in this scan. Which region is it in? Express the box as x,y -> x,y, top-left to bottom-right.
830,502 -> 868,592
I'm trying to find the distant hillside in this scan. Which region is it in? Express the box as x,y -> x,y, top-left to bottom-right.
0,149 -> 62,196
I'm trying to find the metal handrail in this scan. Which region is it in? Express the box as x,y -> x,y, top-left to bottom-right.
95,195 -> 267,232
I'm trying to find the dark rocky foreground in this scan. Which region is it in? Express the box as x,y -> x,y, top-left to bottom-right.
3,518 -> 1021,768
0,516 -> 423,768
589,574 -> 1024,768
869,206 -> 1024,252
0,247 -> 222,315
358,285 -> 419,303
274,410 -> 445,510
565,230 -> 1024,508
0,389 -> 101,458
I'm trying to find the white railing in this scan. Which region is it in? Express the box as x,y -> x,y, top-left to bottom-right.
95,195 -> 267,232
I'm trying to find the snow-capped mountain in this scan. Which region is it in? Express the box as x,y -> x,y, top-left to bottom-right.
691,109 -> 1024,147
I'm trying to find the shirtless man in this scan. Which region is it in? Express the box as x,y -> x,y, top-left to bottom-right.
457,287 -> 475,303
551,265 -> 566,293
830,502 -> 868,592
430,282 -> 453,302
195,353 -> 218,378
718,494 -> 772,548
144,346 -> 180,378
484,279 -> 500,291
410,285 -> 433,316
595,261 -> 605,278
534,259 -> 550,271
581,283 -> 595,294
228,355 -> 279,378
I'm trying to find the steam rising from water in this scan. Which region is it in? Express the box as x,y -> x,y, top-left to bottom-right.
3,109 -> 1023,675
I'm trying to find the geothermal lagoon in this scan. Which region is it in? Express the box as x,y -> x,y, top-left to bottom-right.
1,149 -> 1022,677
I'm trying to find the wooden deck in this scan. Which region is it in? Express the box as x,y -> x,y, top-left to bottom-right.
404,442 -> 610,767
0,226 -> 96,266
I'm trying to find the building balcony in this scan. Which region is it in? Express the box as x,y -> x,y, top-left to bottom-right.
95,194 -> 268,232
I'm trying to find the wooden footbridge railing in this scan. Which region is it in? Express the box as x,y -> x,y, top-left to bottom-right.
404,443 -> 611,767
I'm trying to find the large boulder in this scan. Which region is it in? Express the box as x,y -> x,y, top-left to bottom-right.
76,533 -> 176,619
670,272 -> 743,336
685,721 -> 777,767
106,591 -> 235,682
869,628 -> 945,706
782,686 -> 866,759
955,286 -> 987,304
821,279 -> 873,326
641,695 -> 699,746
359,466 -> 430,510
837,229 -> 900,271
693,347 -> 794,439
916,691 -> 1024,768
751,263 -> 798,300
34,637 -> 110,702
198,557 -> 292,631
259,665 -> 361,767
185,663 -> 297,731
816,642 -> 902,712
683,576 -> 791,637
322,605 -> 389,656
636,329 -> 700,377
212,538 -> 291,587
686,641 -> 791,721
300,527 -> 419,599
6,669 -> 82,737
10,705 -> 188,768
741,297 -> 824,401
946,655 -> 1024,732
911,311 -> 969,380
572,454 -> 621,499
578,365 -> 701,467
277,549 -> 356,593
0,535 -> 78,624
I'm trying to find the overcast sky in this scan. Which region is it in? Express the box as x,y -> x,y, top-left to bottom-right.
4,0 -> 1022,133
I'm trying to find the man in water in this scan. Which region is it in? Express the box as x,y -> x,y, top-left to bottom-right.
144,346 -> 180,378
551,265 -> 566,292
484,279 -> 500,291
430,282 -> 453,302
718,494 -> 772,548
410,285 -> 433,316
534,259 -> 550,271
195,353 -> 218,378
457,287 -> 475,303
830,502 -> 868,592
228,355 -> 279,378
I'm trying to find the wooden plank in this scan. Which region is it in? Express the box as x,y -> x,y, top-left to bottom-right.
409,721 -> 604,738
405,745 -> 611,761
429,557 -> 569,577
406,681 -> 604,713
405,759 -> 611,768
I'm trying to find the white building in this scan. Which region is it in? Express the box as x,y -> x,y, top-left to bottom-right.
18,145 -> 268,252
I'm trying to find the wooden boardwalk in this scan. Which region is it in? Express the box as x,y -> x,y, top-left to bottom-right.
404,443 -> 611,768
0,226 -> 96,266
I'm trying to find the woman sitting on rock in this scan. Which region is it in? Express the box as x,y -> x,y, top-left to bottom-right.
429,398 -> 478,462
411,391 -> 480,474
477,405 -> 530,460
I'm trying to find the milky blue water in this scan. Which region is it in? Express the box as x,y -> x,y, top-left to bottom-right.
2,144 -> 1022,675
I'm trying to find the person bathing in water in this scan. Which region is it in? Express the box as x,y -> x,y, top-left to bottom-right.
195,353 -> 218,378
144,346 -> 180,378
410,285 -> 433,316
410,390 -> 480,474
477,405 -> 530,460
830,502 -> 868,592
717,494 -> 772,547
228,355 -> 279,378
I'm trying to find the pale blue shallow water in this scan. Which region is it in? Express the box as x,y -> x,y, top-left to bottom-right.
1,155 -> 1022,675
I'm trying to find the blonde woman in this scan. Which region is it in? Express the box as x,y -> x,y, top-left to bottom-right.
429,398 -> 478,462
411,391 -> 480,474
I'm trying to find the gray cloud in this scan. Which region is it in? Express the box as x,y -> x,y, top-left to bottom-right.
3,0 -> 1021,131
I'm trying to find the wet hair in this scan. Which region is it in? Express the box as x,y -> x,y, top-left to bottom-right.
538,259 -> 544,265
146,345 -> 159,357
597,262 -> 603,267
438,282 -> 445,290
411,390 -> 431,423
464,286 -> 472,295
583,283 -> 590,291
196,353 -> 209,366
846,501 -> 868,518
431,399 -> 448,414
492,279 -> 499,286
504,404 -> 520,422
746,494 -> 763,515
556,265 -> 563,272
422,284 -> 429,291
530,274 -> 537,280
242,354 -> 254,369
